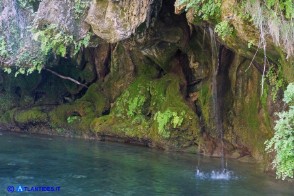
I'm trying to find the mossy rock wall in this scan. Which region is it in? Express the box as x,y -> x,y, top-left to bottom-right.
91,73 -> 200,150
226,57 -> 273,160
0,0 -> 293,164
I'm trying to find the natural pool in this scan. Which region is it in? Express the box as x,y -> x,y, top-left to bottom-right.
0,131 -> 293,195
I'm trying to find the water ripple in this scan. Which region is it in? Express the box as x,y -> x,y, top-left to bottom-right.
15,176 -> 34,180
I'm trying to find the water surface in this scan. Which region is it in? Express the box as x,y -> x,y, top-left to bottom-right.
0,131 -> 293,195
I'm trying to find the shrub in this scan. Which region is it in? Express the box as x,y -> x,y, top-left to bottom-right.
265,83 -> 294,180
215,21 -> 234,39
177,0 -> 221,22
32,24 -> 91,57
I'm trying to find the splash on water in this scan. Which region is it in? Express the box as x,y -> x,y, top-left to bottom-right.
211,169 -> 234,180
195,168 -> 237,180
195,169 -> 206,179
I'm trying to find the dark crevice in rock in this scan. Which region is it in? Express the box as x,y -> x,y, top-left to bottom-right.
216,45 -> 234,127
103,44 -> 112,80
178,50 -> 195,95
195,101 -> 206,134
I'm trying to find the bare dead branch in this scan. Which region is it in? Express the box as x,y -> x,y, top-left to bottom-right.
44,68 -> 88,89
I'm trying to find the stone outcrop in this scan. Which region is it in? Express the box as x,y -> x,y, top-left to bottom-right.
34,0 -> 91,39
85,0 -> 162,43
0,0 -> 38,67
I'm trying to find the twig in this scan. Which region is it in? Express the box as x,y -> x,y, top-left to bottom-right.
44,68 -> 88,88
261,40 -> 267,96
245,38 -> 261,72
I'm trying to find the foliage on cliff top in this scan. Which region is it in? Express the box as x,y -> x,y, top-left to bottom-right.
177,0 -> 221,22
243,0 -> 294,58
32,24 -> 91,58
0,0 -> 92,75
176,0 -> 235,39
176,0 -> 294,58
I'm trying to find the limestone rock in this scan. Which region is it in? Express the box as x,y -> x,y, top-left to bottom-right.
85,0 -> 162,43
34,0 -> 91,39
0,0 -> 39,67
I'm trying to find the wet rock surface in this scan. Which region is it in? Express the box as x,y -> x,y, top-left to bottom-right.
0,0 -> 292,166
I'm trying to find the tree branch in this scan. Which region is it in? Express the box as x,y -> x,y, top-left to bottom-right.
44,68 -> 88,89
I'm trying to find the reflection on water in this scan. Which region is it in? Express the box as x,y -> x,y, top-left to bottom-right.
0,131 -> 293,195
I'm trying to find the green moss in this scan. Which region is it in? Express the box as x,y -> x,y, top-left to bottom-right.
91,73 -> 200,148
143,43 -> 178,72
46,81 -> 110,134
233,71 -> 273,159
150,74 -> 199,140
198,82 -> 212,126
80,83 -> 109,116
14,108 -> 47,124
243,93 -> 260,131
154,109 -> 185,138
67,116 -> 80,124
91,115 -> 150,139
49,100 -> 95,131
0,93 -> 17,113
260,84 -> 271,128
80,63 -> 96,83
278,53 -> 294,83
0,109 -> 17,124
215,21 -> 235,39
112,77 -> 150,118
130,50 -> 159,78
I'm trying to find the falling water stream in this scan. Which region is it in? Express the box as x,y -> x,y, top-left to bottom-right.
196,27 -> 230,180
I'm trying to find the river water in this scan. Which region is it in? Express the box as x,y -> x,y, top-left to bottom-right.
0,131 -> 293,195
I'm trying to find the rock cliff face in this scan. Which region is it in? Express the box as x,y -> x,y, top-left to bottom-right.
85,0 -> 162,43
34,0 -> 91,39
0,0 -> 293,164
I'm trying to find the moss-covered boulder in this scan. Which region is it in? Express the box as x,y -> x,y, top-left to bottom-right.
14,107 -> 48,126
49,82 -> 109,133
91,73 -> 200,150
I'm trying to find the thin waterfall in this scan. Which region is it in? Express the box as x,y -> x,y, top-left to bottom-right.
208,27 -> 225,170
195,27 -> 235,180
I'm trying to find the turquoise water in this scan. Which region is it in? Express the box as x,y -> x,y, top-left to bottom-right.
0,131 -> 293,195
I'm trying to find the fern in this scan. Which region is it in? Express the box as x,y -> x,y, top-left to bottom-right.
178,0 -> 221,22
3,67 -> 12,74
265,83 -> 294,180
32,24 -> 91,58
154,110 -> 173,138
215,21 -> 234,39
154,110 -> 185,138
127,95 -> 146,117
